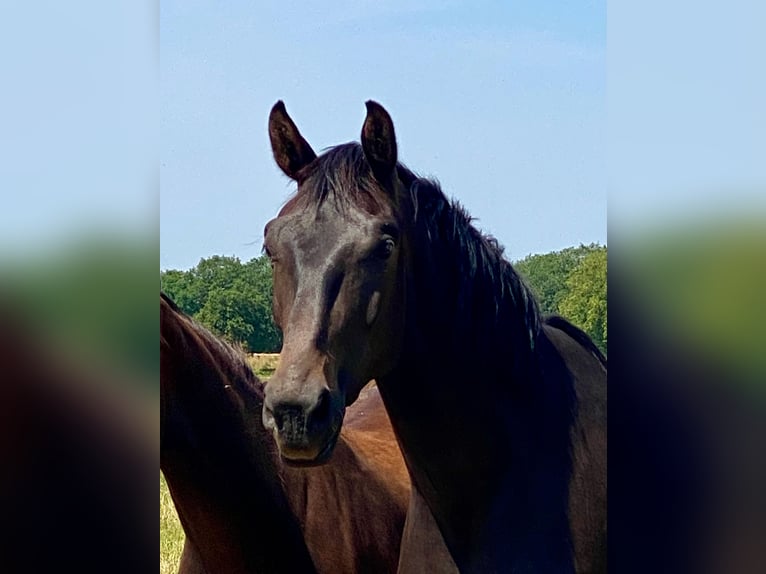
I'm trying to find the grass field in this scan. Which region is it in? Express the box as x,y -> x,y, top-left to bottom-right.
160,473 -> 185,574
160,356 -> 279,572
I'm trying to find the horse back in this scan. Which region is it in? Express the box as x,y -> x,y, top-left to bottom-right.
542,317 -> 607,574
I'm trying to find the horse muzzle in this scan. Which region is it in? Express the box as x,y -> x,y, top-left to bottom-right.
262,387 -> 344,465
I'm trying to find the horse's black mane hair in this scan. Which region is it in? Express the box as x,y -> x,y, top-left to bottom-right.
161,291 -> 182,313
404,175 -> 542,352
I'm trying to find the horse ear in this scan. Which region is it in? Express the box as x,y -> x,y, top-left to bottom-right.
361,100 -> 397,182
268,101 -> 317,180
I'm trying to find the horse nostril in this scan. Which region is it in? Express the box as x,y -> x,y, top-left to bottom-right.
310,389 -> 332,428
265,390 -> 332,442
270,403 -> 308,439
269,407 -> 284,432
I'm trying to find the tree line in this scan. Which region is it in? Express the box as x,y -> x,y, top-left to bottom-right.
514,243 -> 607,353
160,243 -> 607,355
161,255 -> 282,353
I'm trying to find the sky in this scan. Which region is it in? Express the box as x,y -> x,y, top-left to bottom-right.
0,2 -> 156,259
0,2 -> 761,270
607,1 -> 766,235
159,0 -> 607,271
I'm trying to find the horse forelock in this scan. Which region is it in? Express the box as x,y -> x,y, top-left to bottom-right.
283,143 -> 396,218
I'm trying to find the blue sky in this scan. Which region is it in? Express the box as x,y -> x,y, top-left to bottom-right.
0,2 -> 156,259
608,1 -> 766,235
160,0 -> 606,270
1,2 -> 761,269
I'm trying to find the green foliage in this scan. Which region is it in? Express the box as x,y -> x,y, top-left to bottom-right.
161,255 -> 282,353
159,269 -> 199,315
515,243 -> 607,354
514,244 -> 602,315
558,248 -> 607,352
195,288 -> 256,347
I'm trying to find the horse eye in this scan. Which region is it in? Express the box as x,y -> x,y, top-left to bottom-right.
263,245 -> 278,266
378,238 -> 395,259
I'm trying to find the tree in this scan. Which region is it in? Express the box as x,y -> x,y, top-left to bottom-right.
557,248 -> 607,353
160,255 -> 282,352
195,287 -> 256,349
515,244 -> 602,315
241,256 -> 282,352
159,269 -> 200,315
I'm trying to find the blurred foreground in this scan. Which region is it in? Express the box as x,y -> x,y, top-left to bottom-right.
609,213 -> 766,573
0,232 -> 158,572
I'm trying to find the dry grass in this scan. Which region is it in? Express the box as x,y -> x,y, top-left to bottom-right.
160,473 -> 185,574
248,352 -> 280,380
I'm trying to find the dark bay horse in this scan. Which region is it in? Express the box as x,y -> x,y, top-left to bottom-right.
160,293 -> 410,573
262,101 -> 607,573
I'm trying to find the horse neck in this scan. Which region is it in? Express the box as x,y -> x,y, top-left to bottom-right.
383,205 -> 546,474
377,200 -> 577,570
402,197 -> 541,389
160,308 -> 316,573
160,312 -> 268,460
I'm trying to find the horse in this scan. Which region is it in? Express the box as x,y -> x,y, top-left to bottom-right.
261,101 -> 607,573
160,292 -> 410,573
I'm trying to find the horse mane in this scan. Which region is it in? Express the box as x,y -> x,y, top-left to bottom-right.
160,290 -> 181,312
544,314 -> 607,367
404,175 -> 542,355
160,292 -> 264,397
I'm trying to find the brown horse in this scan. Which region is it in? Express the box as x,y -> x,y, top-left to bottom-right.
160,292 -> 410,573
262,101 -> 607,573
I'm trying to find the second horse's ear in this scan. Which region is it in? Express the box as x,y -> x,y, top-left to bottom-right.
268,101 -> 317,180
361,101 -> 397,183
